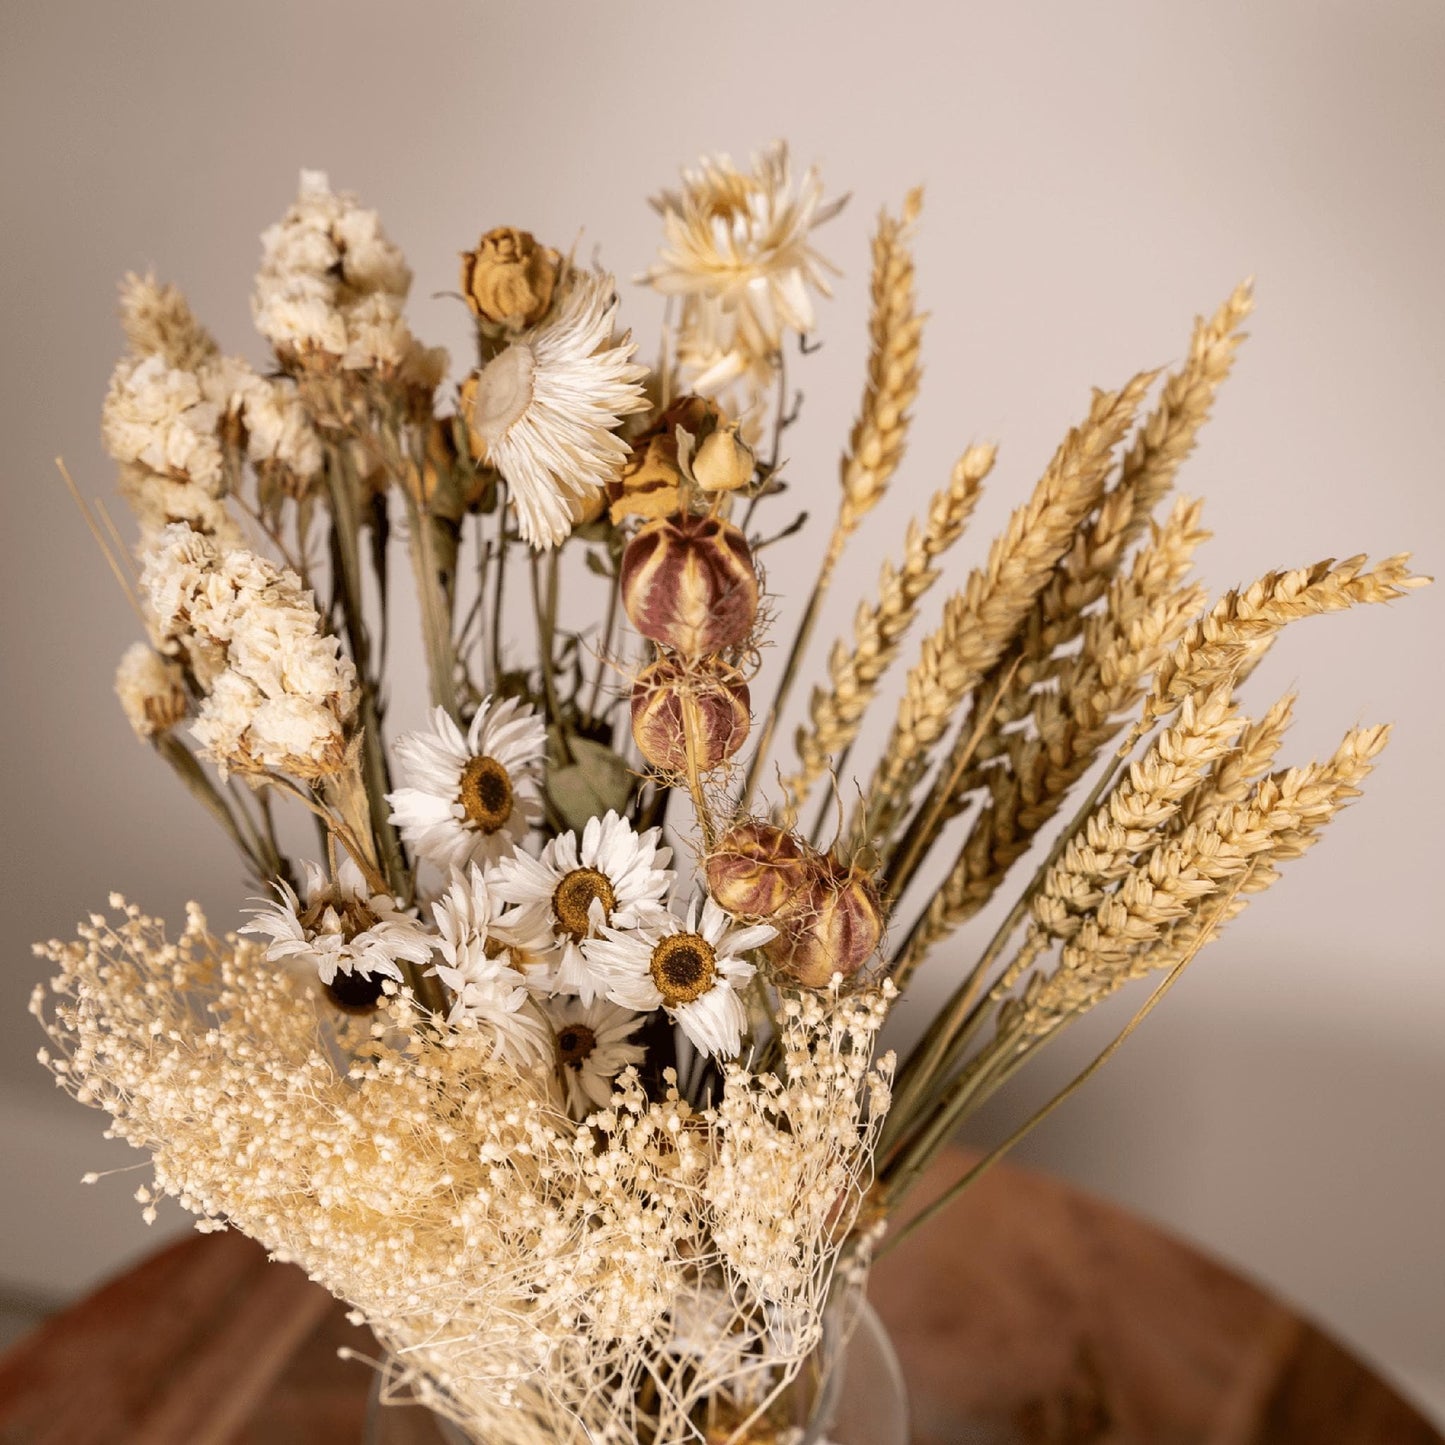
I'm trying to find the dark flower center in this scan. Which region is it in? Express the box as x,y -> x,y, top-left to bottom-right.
553,867 -> 617,940
324,970 -> 386,1015
459,754 -> 514,833
649,932 -> 717,1005
556,1024 -> 598,1069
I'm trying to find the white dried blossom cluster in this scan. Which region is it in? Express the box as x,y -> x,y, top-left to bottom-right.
33,901 -> 892,1445
114,641 -> 188,741
139,522 -> 357,778
252,169 -> 447,387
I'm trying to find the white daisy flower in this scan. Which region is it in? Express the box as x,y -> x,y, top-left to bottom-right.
490,811 -> 675,1004
584,895 -> 773,1060
387,698 -> 547,871
242,857 -> 432,996
540,995 -> 647,1118
428,866 -> 553,1067
466,269 -> 649,549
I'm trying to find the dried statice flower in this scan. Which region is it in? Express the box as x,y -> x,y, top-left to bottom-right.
462,269 -> 649,548
117,271 -> 220,373
34,902 -> 889,1445
243,856 -> 431,988
252,169 -> 446,386
644,140 -> 845,398
139,523 -> 358,779
585,895 -> 774,1059
492,810 -> 675,1003
386,699 -> 548,872
114,641 -> 188,740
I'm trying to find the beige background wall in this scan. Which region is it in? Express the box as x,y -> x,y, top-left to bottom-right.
3,0 -> 1443,1414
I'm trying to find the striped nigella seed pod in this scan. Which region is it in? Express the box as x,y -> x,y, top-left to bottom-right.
620,512 -> 759,658
764,858 -> 884,989
631,656 -> 751,774
705,820 -> 823,922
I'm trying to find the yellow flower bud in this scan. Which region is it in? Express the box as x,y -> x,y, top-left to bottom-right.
691,423 -> 755,494
620,512 -> 759,658
705,821 -> 821,921
631,657 -> 751,774
460,227 -> 560,330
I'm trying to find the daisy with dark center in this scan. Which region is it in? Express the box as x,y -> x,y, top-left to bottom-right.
387,697 -> 546,871
491,810 -> 674,1004
584,896 -> 774,1060
242,857 -> 432,996
541,996 -> 648,1117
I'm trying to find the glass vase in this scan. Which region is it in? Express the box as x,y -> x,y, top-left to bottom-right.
363,1298 -> 908,1445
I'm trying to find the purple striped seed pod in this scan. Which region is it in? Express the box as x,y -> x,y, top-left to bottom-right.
763,860 -> 884,989
705,821 -> 823,923
631,657 -> 752,775
620,512 -> 759,659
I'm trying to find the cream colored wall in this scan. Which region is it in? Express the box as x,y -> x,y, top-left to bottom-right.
3,0 -> 1442,1413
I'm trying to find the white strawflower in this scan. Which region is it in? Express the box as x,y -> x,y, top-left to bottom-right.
541,995 -> 648,1117
243,857 -> 432,988
585,895 -> 772,1060
387,699 -> 547,872
491,811 -> 675,1004
114,642 -> 188,740
465,269 -> 649,548
428,866 -> 553,1067
643,141 -> 843,396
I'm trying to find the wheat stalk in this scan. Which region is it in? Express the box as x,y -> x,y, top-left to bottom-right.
778,444 -> 992,818
848,371 -> 1157,854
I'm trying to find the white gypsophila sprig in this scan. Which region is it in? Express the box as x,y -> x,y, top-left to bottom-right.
465,268 -> 650,548
429,866 -> 553,1068
584,894 -> 772,1060
643,141 -> 844,397
36,899 -> 891,1444
139,523 -> 358,778
541,994 -> 648,1118
387,699 -> 547,872
242,857 -> 432,986
491,810 -> 676,1005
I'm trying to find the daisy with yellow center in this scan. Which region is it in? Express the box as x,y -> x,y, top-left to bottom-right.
584,896 -> 774,1060
642,141 -> 844,398
540,995 -> 648,1118
465,268 -> 650,549
241,856 -> 432,1008
386,698 -> 546,872
426,865 -> 553,1067
490,810 -> 674,1004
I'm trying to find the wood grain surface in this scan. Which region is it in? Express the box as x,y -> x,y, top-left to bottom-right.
0,1153 -> 1436,1444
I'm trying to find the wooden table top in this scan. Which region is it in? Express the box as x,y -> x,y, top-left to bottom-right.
0,1153 -> 1436,1445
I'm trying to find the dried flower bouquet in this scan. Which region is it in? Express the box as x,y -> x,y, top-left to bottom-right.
33,145 -> 1423,1444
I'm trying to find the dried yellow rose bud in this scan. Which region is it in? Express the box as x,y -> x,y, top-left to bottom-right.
631,656 -> 751,774
764,860 -> 884,989
620,512 -> 759,658
460,226 -> 560,330
705,821 -> 821,921
609,395 -> 724,524
691,423 -> 755,494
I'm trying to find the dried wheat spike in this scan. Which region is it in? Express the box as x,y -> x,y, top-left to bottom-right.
780,444 -> 992,817
896,499 -> 1209,972
1128,554 -> 1423,746
835,188 -> 926,542
1015,723 -> 1390,1035
850,371 -> 1157,853
1175,689 -> 1296,830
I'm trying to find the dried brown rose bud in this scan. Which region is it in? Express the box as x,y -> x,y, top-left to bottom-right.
691,423 -> 755,494
620,512 -> 759,658
460,226 -> 560,330
705,821 -> 821,921
764,860 -> 884,989
609,395 -> 724,524
631,657 -> 751,774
